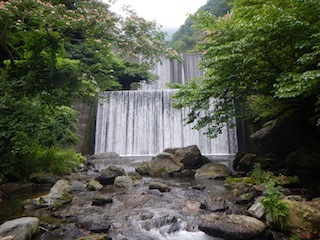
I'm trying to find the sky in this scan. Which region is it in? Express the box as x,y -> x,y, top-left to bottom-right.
109,0 -> 208,29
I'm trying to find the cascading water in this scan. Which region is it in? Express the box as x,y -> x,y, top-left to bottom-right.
94,53 -> 238,157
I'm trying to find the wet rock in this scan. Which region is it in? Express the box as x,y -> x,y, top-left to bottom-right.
23,179 -> 72,210
200,199 -> 228,212
163,145 -> 210,169
70,180 -> 86,192
142,215 -> 179,232
92,195 -> 113,206
49,179 -> 72,194
285,198 -> 320,238
127,171 -> 142,180
148,152 -> 184,176
148,182 -> 171,192
233,153 -> 256,172
199,213 -> 267,240
146,189 -> 164,197
235,192 -> 255,204
77,213 -> 111,233
248,202 -> 265,219
140,212 -> 154,220
192,184 -> 206,190
76,233 -> 110,240
194,163 -> 232,179
135,162 -> 150,176
29,172 -> 58,184
0,217 -> 39,240
114,176 -> 133,188
88,179 -> 103,191
95,165 -> 126,185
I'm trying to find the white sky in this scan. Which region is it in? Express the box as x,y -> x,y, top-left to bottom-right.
109,0 -> 208,29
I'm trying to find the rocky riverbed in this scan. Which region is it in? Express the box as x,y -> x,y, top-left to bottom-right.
0,146 -> 320,240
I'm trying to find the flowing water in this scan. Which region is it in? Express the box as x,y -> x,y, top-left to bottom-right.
95,53 -> 238,157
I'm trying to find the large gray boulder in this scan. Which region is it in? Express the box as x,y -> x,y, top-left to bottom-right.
0,217 -> 39,240
23,179 -> 72,210
163,145 -> 210,169
148,152 -> 184,176
199,213 -> 267,239
194,163 -> 231,179
95,165 -> 126,185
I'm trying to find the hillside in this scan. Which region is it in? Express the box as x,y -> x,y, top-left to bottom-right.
168,0 -> 230,52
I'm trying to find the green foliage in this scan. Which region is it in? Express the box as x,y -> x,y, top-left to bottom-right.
172,0 -> 320,137
168,0 -> 230,52
32,148 -> 85,176
261,181 -> 289,231
290,235 -> 301,240
0,0 -> 176,182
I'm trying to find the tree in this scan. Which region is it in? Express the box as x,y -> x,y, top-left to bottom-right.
0,0 -> 174,181
168,0 -> 230,52
171,0 -> 320,137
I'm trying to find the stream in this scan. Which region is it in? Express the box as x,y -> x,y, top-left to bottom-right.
0,157 -> 243,240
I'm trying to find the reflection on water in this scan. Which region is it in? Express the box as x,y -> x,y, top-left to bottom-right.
0,185 -> 50,224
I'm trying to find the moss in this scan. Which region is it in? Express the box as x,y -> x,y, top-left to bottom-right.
224,176 -> 256,185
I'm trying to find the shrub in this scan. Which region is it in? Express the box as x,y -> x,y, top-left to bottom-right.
32,147 -> 86,176
261,181 -> 289,231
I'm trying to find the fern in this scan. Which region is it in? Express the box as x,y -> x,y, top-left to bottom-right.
261,181 -> 289,231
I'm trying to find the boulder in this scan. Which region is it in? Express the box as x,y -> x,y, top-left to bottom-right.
163,145 -> 209,169
286,142 -> 320,176
148,152 -> 184,176
233,153 -> 256,172
77,213 -> 111,233
87,179 -> 103,191
199,213 -> 267,239
70,180 -> 86,192
135,162 -> 150,176
285,198 -> 320,237
114,176 -> 133,188
0,217 -> 39,240
194,163 -> 231,179
95,165 -> 126,185
23,179 -> 72,209
250,112 -> 320,159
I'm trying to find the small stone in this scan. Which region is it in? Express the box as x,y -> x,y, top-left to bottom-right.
149,182 -> 171,192
192,184 -> 206,190
92,195 -> 113,206
248,202 -> 265,219
235,192 -> 255,204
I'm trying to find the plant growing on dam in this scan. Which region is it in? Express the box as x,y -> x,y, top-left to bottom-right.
0,0 -> 174,181
171,0 -> 320,137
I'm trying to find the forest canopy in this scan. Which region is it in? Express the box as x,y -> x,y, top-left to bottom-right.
0,0 -> 175,181
171,0 -> 320,137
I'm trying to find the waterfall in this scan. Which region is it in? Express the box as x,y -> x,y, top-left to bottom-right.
94,53 -> 238,157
